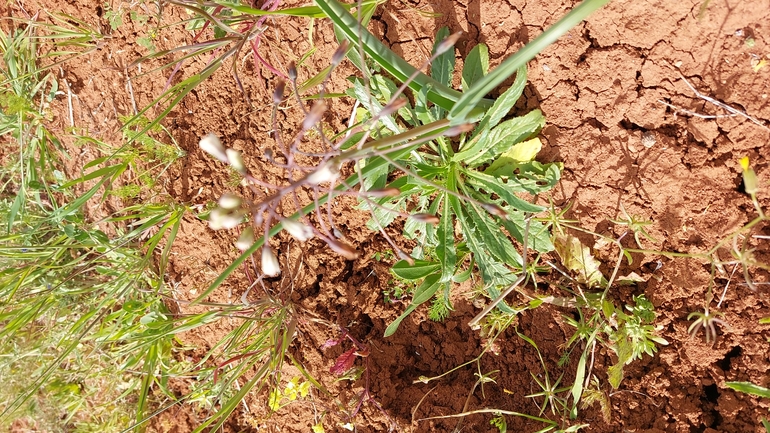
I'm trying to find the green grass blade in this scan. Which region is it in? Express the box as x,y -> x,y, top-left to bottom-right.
314,0 -> 469,112
725,382 -> 770,399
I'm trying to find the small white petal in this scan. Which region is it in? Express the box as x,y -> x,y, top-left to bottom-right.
261,247 -> 281,277
282,219 -> 314,242
218,193 -> 241,210
226,148 -> 246,173
306,163 -> 340,185
235,227 -> 254,251
199,133 -> 228,163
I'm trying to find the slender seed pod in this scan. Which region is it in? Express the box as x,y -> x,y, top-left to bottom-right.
410,213 -> 440,224
327,238 -> 360,260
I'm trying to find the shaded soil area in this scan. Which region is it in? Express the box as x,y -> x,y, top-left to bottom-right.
14,0 -> 770,431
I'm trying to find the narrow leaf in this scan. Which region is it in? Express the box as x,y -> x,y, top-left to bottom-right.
462,43 -> 489,92
384,273 -> 441,337
392,259 -> 441,281
725,382 -> 770,399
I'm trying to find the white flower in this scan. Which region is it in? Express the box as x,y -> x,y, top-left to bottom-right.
226,148 -> 246,174
199,133 -> 228,163
218,193 -> 241,210
306,162 -> 340,185
235,227 -> 254,251
281,219 -> 314,242
209,208 -> 242,230
261,247 -> 281,277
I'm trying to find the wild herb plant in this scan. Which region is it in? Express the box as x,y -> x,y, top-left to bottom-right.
0,13 -> 197,429
186,0 -> 609,429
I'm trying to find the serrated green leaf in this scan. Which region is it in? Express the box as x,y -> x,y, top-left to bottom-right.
384,273 -> 441,337
347,77 -> 401,133
465,171 -> 544,213
431,26 -> 455,121
456,110 -> 545,166
462,43 -> 489,92
500,217 -> 554,253
461,201 -> 522,267
392,260 -> 441,280
474,65 -> 527,136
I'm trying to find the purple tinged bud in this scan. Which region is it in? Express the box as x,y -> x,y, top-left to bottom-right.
287,61 -> 297,81
380,98 -> 408,118
273,80 -> 285,104
482,203 -> 508,219
397,250 -> 415,265
443,123 -> 476,137
364,187 -> 401,197
331,40 -> 349,66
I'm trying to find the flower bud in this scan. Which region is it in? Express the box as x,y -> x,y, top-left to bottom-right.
209,208 -> 243,230
282,219 -> 314,242
261,247 -> 281,277
481,203 -> 507,219
199,133 -> 228,163
379,98 -> 408,118
306,162 -> 340,185
218,193 -> 241,210
287,61 -> 297,81
443,123 -> 475,137
226,149 -> 246,174
740,156 -> 758,196
235,227 -> 254,251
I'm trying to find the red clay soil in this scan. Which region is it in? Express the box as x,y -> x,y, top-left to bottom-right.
14,0 -> 770,431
